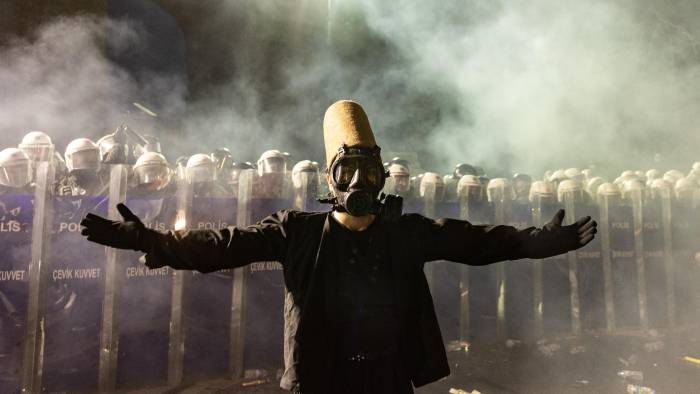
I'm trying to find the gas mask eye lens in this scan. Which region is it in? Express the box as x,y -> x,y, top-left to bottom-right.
334,159 -> 358,185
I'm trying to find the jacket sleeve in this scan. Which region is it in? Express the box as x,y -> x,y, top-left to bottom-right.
415,214 -> 538,266
140,210 -> 292,273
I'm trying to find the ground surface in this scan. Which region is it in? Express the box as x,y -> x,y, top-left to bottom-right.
123,326 -> 700,394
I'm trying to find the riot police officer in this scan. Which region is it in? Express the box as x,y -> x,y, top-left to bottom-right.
131,152 -> 172,195
55,138 -> 104,196
385,163 -> 411,198
186,153 -> 227,198
0,148 -> 33,195
255,149 -> 289,198
512,173 -> 532,203
18,131 -> 54,163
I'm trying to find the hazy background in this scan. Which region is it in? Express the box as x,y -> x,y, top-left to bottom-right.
1,0 -> 699,177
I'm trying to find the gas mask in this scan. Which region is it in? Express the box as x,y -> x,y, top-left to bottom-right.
327,145 -> 387,216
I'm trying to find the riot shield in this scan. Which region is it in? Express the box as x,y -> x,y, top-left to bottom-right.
642,193 -> 669,328
504,200 -> 534,340
230,169 -> 254,380
0,189 -> 35,393
115,192 -> 177,389
530,193 -> 561,337
42,185 -> 110,392
241,182 -> 293,379
167,175 -> 192,387
623,182 -> 648,329
421,179 -> 438,290
430,199 -> 461,344
609,202 -> 640,328
671,197 -> 700,326
20,162 -> 55,393
570,199 -> 604,332
465,197 -> 496,340
182,194 -> 237,382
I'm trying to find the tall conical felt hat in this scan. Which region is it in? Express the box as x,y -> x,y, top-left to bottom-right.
323,100 -> 377,166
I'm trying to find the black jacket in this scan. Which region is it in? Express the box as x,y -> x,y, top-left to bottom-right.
142,210 -> 543,392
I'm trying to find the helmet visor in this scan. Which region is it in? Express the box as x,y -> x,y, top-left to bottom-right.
0,162 -> 32,188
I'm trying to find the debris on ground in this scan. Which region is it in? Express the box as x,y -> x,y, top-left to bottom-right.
617,370 -> 644,381
626,383 -> 656,393
447,340 -> 470,353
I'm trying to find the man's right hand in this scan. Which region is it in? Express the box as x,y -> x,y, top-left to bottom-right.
80,203 -> 150,252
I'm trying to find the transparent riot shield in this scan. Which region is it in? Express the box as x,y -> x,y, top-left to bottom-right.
456,177 -> 487,342
98,164 -> 129,392
241,177 -> 293,380
465,195 -> 496,340
558,183 -> 582,335
182,191 -> 238,381
431,199 -> 461,344
115,191 -> 177,389
167,174 -> 192,387
609,200 -> 640,328
530,193 -> 560,337
574,201 -> 604,332
671,196 -> 700,326
40,168 -> 111,393
561,187 -> 605,333
0,179 -> 39,392
540,207 -> 570,335
483,179 -> 513,340
421,180 -> 437,290
624,183 -> 648,329
230,169 -> 254,380
642,191 -> 670,328
504,200 -> 534,340
21,161 -> 56,393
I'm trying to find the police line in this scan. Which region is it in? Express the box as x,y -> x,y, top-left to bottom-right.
1,165 -> 699,392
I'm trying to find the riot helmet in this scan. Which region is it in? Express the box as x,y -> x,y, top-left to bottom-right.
0,148 -> 32,188
675,177 -> 698,202
65,138 -> 101,173
646,169 -> 661,181
133,152 -> 171,191
186,153 -> 215,184
211,148 -> 233,173
454,163 -> 477,178
458,175 -> 484,203
564,168 -> 584,182
387,163 -> 410,195
529,180 -> 557,205
419,172 -> 445,202
621,178 -> 646,203
512,173 -> 532,201
257,149 -> 287,177
585,177 -> 606,200
597,182 -> 622,206
557,179 -> 586,204
389,157 -> 411,171
649,178 -> 672,201
663,170 -> 684,185
18,131 -> 53,162
620,170 -> 636,178
487,178 -> 513,203
692,162 -> 700,172
292,160 -> 320,193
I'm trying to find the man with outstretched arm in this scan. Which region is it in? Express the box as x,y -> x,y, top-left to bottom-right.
81,100 -> 597,394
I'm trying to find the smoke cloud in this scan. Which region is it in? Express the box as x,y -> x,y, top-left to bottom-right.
1,0 -> 699,177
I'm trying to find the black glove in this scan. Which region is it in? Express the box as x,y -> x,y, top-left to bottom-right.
523,209 -> 597,259
80,203 -> 152,252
